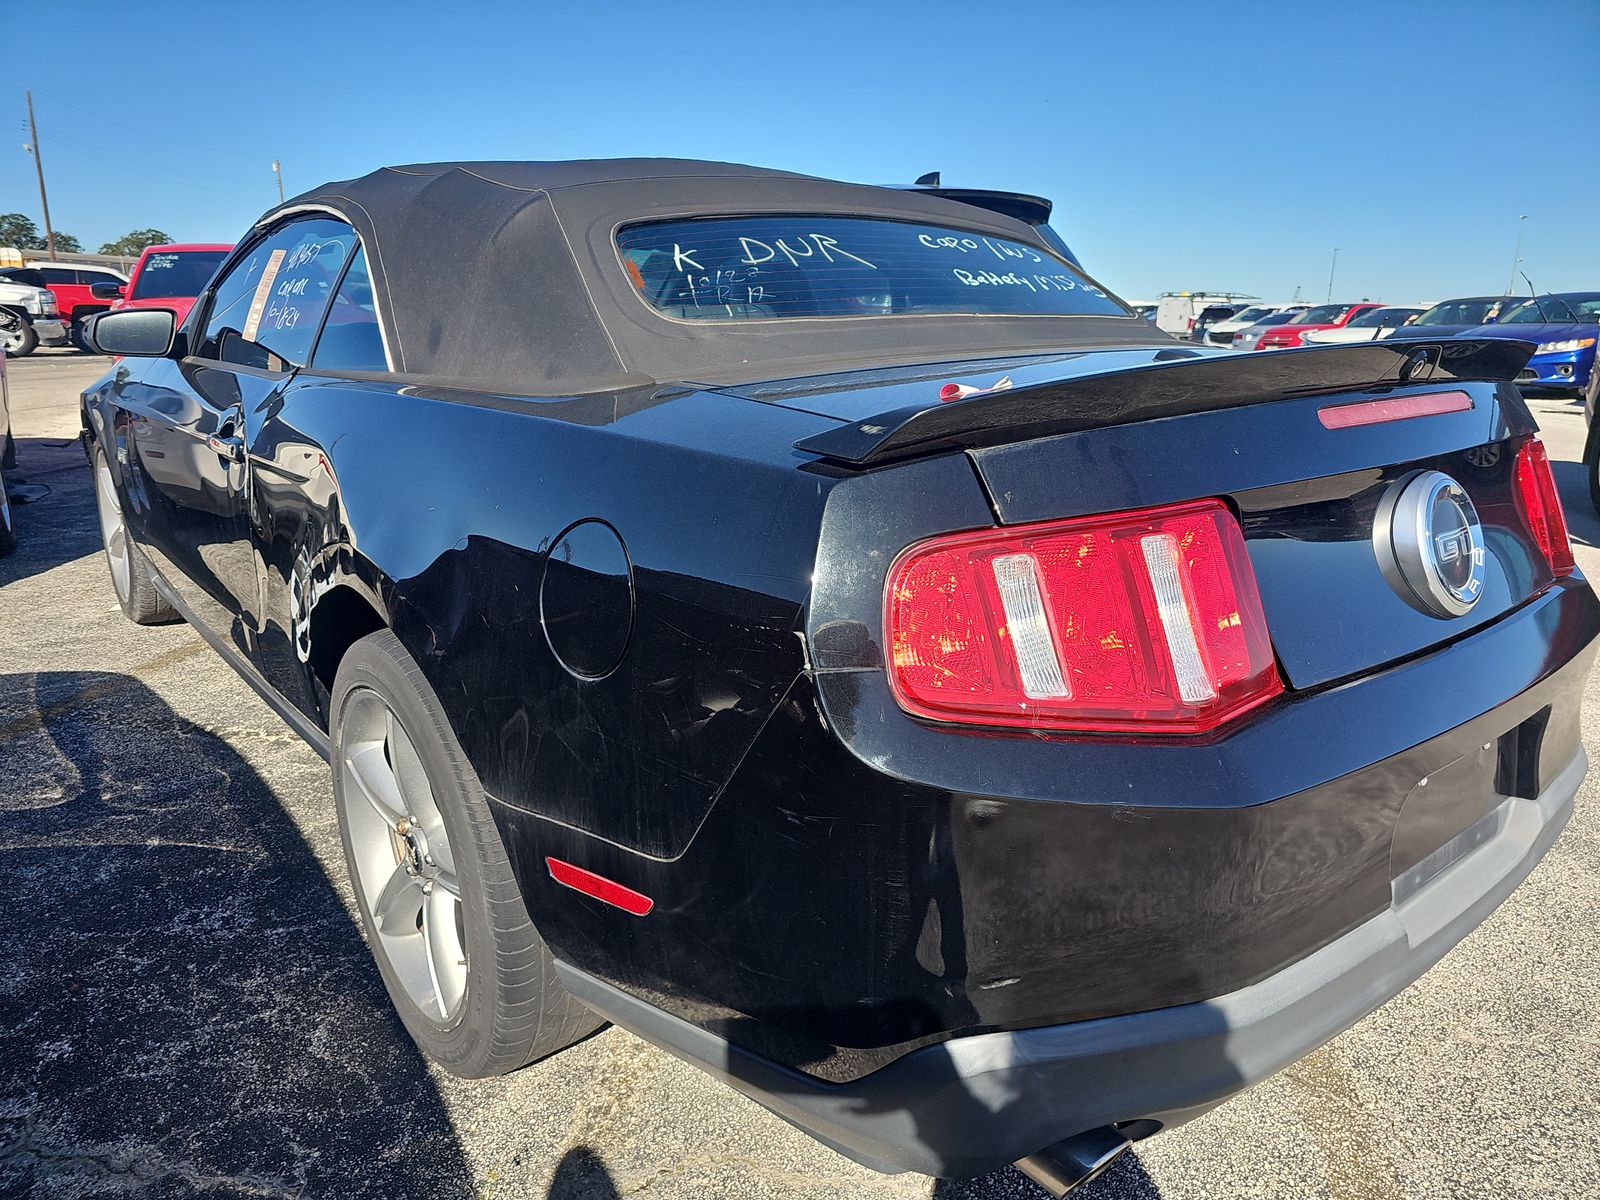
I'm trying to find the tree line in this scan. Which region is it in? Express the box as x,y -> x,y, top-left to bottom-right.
0,213 -> 174,257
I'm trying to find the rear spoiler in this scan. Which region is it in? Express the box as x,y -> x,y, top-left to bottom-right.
793,339 -> 1536,466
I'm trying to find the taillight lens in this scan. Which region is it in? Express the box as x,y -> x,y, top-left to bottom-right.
1514,438 -> 1574,577
885,499 -> 1282,734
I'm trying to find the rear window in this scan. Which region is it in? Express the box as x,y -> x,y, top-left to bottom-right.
130,250 -> 229,300
616,216 -> 1127,321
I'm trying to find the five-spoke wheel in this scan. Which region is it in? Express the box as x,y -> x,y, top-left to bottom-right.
330,629 -> 600,1075
339,687 -> 468,1022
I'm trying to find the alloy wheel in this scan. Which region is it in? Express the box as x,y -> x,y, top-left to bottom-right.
94,457 -> 131,602
339,687 -> 468,1022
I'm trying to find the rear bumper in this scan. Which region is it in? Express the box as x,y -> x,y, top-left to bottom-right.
558,744 -> 1586,1178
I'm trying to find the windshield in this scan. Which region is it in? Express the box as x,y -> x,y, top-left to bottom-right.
616,216 -> 1128,321
1347,307 -> 1416,329
1287,304 -> 1353,324
129,250 -> 229,300
1497,294 -> 1600,324
0,268 -> 49,290
1226,306 -> 1273,324
1413,299 -> 1504,326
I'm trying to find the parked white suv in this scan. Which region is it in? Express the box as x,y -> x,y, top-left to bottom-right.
0,275 -> 67,356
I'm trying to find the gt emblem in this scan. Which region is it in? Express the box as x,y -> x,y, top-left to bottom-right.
1374,470 -> 1487,619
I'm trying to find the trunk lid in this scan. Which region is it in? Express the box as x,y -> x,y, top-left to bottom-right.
736,340 -> 1553,691
966,383 -> 1549,689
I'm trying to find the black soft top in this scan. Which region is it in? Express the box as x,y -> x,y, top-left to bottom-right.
264,159 -> 1157,395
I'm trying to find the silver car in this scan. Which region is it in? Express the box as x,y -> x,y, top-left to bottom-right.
1231,310 -> 1304,351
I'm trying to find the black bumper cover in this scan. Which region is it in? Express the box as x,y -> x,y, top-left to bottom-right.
556,744 -> 1584,1177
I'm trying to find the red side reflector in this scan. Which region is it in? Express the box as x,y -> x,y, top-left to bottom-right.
885,499 -> 1282,734
1514,438 -> 1575,578
1317,390 -> 1472,429
546,857 -> 654,916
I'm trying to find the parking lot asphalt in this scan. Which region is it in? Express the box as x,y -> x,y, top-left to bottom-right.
1,347 -> 1597,1200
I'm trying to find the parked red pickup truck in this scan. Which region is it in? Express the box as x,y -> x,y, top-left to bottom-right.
99,244 -> 233,327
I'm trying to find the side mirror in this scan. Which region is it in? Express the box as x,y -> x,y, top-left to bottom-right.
90,281 -> 127,300
89,309 -> 177,357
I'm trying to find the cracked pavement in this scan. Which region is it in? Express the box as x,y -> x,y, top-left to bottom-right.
2,350 -> 1597,1199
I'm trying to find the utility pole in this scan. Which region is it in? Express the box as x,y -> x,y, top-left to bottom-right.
24,91 -> 56,261
1505,214 -> 1528,295
1325,248 -> 1340,304
272,159 -> 284,204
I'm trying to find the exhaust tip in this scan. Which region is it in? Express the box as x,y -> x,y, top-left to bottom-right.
1014,1126 -> 1131,1197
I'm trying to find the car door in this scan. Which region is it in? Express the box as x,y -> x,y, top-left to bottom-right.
117,216 -> 358,657
244,237 -> 392,722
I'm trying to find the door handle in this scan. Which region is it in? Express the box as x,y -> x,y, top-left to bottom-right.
207,433 -> 246,463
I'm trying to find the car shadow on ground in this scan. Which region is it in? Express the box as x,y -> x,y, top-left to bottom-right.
932,1151 -> 1162,1198
1550,458 -> 1599,551
0,669 -> 474,1198
540,1142 -> 1161,1199
1,435 -> 104,582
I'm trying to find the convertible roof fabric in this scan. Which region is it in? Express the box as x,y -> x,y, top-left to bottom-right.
263,159 -> 1161,395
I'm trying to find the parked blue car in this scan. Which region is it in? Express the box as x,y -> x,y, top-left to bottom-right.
1463,292 -> 1600,395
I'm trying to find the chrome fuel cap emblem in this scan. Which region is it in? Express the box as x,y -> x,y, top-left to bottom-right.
1374,469 -> 1486,618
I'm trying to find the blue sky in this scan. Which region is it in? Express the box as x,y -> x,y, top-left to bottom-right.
8,0 -> 1598,304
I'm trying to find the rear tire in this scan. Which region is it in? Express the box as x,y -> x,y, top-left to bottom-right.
331,628 -> 602,1078
1588,433 -> 1600,518
93,446 -> 175,624
0,464 -> 17,558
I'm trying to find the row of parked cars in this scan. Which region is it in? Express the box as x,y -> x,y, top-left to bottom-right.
0,244 -> 231,355
1175,293 -> 1600,397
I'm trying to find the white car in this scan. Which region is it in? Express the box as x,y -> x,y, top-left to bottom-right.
1205,303 -> 1310,345
1301,306 -> 1424,345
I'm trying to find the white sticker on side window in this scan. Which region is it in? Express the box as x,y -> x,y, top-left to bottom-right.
240,249 -> 287,343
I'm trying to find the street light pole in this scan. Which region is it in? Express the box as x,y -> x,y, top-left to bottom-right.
24,91 -> 57,261
272,159 -> 284,204
1505,214 -> 1528,295
1326,248 -> 1339,304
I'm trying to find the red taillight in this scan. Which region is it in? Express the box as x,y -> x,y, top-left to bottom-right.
885,499 -> 1282,734
1514,438 -> 1574,578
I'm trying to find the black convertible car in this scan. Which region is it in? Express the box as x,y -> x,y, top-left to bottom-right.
81,160 -> 1596,1192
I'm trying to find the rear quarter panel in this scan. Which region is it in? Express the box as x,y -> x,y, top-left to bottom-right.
274,377 -> 840,859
